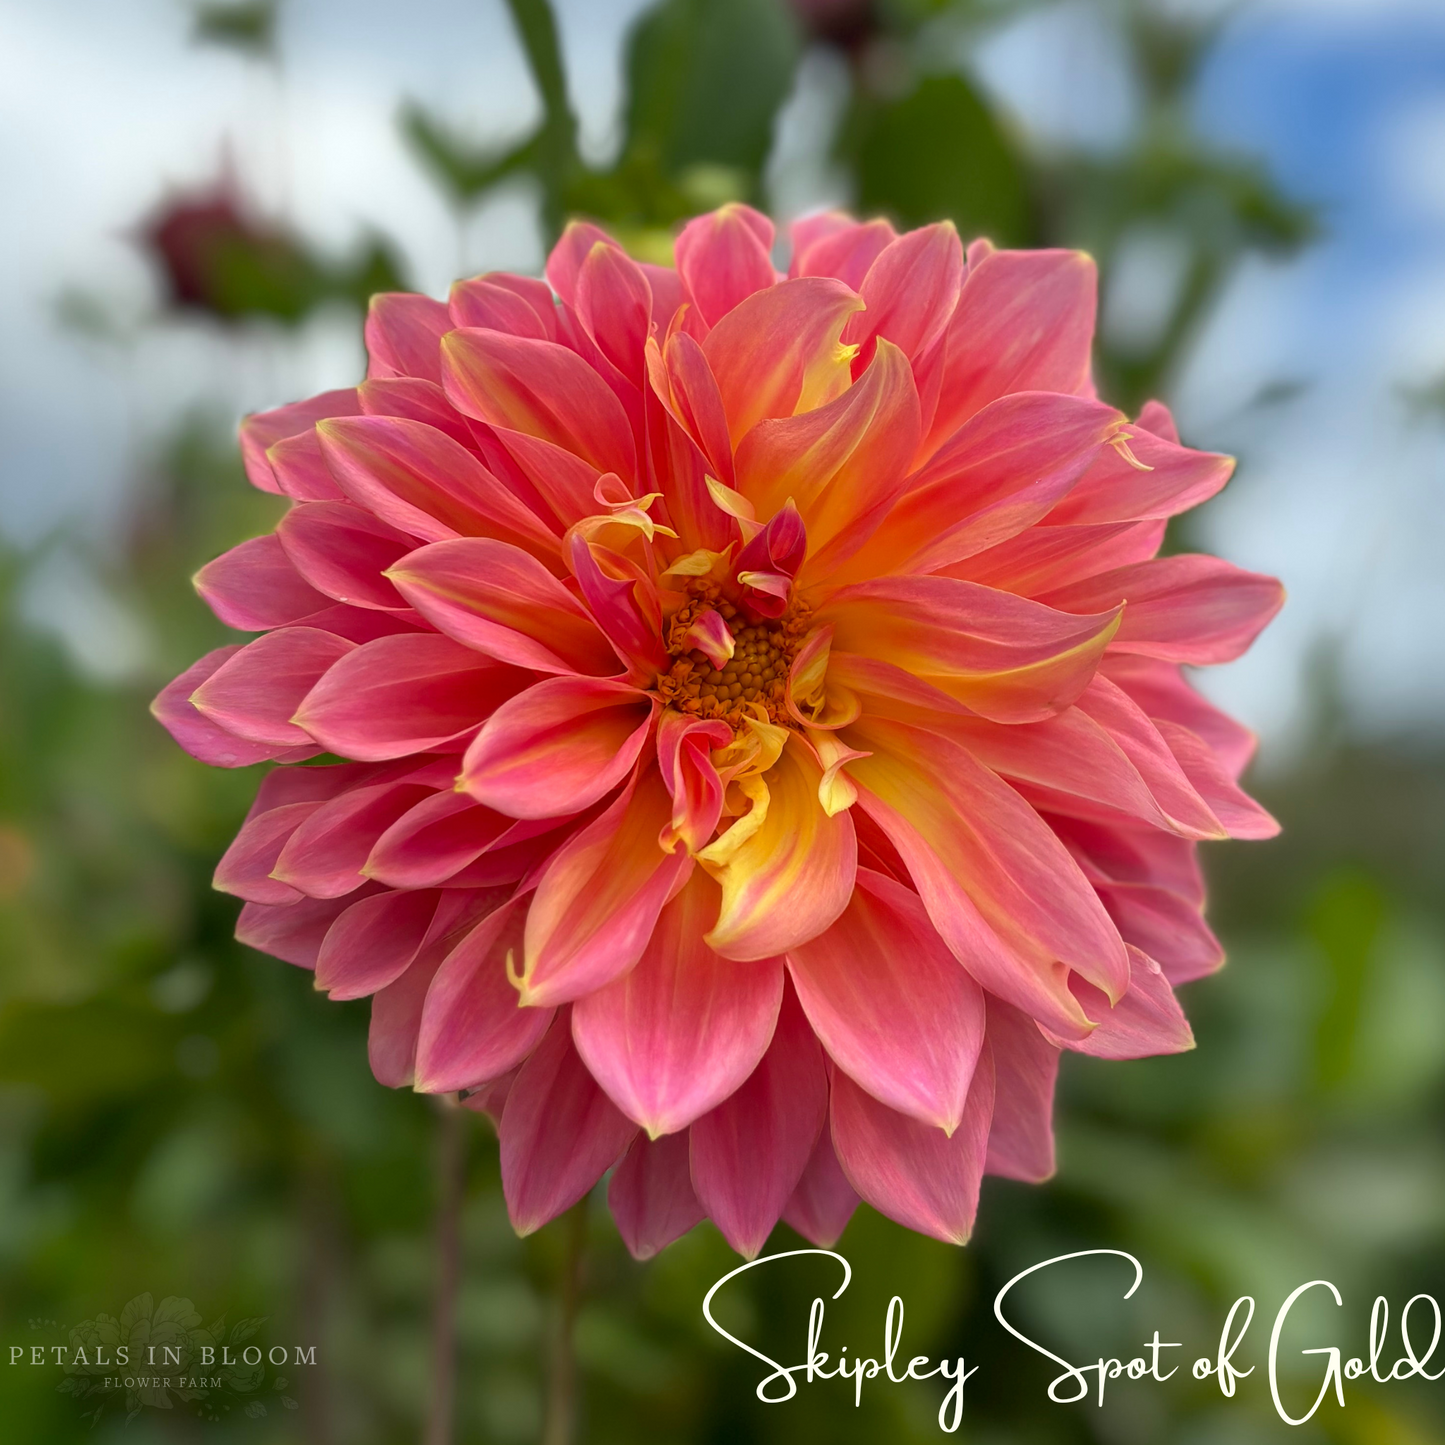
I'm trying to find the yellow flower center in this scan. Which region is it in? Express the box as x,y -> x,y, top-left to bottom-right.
656,594 -> 804,727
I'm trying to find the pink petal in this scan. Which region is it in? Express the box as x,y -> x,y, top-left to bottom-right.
675,204 -> 776,328
194,534 -> 330,631
240,388 -> 359,495
359,375 -> 482,448
787,868 -> 986,1131
1156,719 -> 1279,839
450,275 -> 554,339
365,292 -> 451,384
521,764 -> 691,1006
847,718 -> 1126,1036
317,415 -> 559,556
1040,555 -> 1284,665
151,647 -> 320,768
214,800 -> 319,904
266,429 -> 346,501
926,248 -> 1096,456
235,889 -> 378,968
366,791 -> 539,889
189,627 -> 356,746
272,761 -> 457,898
983,997 -> 1059,1183
369,941 -> 451,1088
702,276 -> 864,446
567,534 -> 670,674
461,675 -> 655,820
689,983 -> 828,1258
1060,946 -> 1195,1059
792,215 -> 897,289
830,1039 -> 995,1245
295,633 -> 524,760
415,896 -> 555,1093
572,870 -> 784,1136
315,887 -> 457,1000
656,711 -> 732,853
499,1011 -> 639,1235
956,519 -> 1165,597
844,221 -> 964,367
1047,427 -> 1233,525
575,239 -> 654,378
441,328 -> 637,482
781,1128 -> 859,1248
608,1132 -> 706,1260
388,537 -> 619,676
1094,880 -> 1223,984
276,500 -> 414,611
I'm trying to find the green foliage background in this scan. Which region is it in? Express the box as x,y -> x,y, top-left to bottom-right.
2,2 -> 1443,1442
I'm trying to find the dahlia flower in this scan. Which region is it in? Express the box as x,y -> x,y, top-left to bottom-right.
154,204 -> 1281,1257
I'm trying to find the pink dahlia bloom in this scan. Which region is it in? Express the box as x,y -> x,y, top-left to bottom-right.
154,204 -> 1281,1257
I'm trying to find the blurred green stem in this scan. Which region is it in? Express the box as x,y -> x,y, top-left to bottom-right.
425,1098 -> 465,1445
501,0 -> 577,240
541,1196 -> 588,1445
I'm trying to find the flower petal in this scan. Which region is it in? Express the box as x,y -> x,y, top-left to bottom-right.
240,388 -> 359,495
816,577 -> 1119,723
607,1132 -> 706,1260
926,248 -> 1096,456
702,277 -> 864,446
415,896 -> 555,1093
460,676 -> 656,819
441,328 -> 637,482
829,1038 -> 995,1246
151,648 -> 320,768
276,500 -> 414,611
1059,946 -> 1195,1059
365,292 -> 451,384
791,214 -> 897,288
315,887 -> 450,999
499,1011 -> 639,1236
369,942 -> 450,1088
787,868 -> 985,1132
190,627 -> 356,746
296,634 -> 527,760
846,717 -> 1127,1036
689,982 -> 827,1258
194,534 -> 331,631
388,538 -> 619,676
520,764 -> 691,1006
735,339 -> 920,578
572,870 -> 784,1136
316,415 -> 559,556
843,221 -> 964,366
1040,555 -> 1284,665
236,889 -> 380,968
983,997 -> 1059,1183
699,735 -> 857,962
781,1129 -> 859,1247
675,203 -> 776,328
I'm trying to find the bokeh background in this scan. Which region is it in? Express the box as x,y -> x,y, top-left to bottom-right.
3,0 -> 1445,1441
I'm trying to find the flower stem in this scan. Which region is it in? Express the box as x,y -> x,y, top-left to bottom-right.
541,1196 -> 589,1445
425,1097 -> 465,1445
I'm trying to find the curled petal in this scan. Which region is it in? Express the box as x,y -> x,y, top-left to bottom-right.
276,500 -> 414,611
441,328 -> 637,482
460,676 -> 656,820
240,388 -> 359,495
1057,946 -> 1195,1059
675,203 -> 775,328
699,735 -> 857,962
316,415 -> 559,557
830,1038 -> 995,1246
567,534 -> 670,673
846,717 -> 1127,1036
702,277 -> 864,446
365,292 -> 451,384
656,710 -> 732,854
499,1012 -> 639,1236
572,870 -> 784,1136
